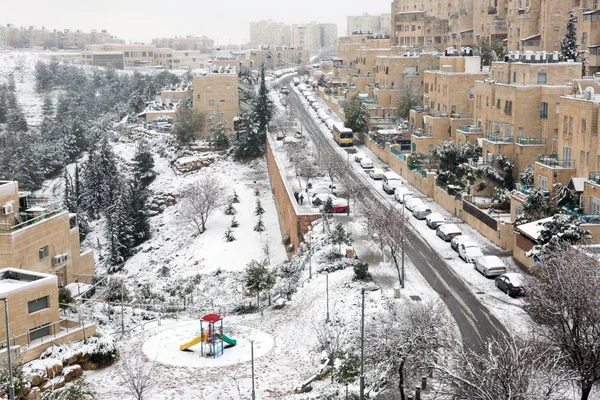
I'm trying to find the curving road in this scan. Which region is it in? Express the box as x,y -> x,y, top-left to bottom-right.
282,75 -> 508,351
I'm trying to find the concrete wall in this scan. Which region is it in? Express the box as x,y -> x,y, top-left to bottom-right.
266,137 -> 320,253
19,324 -> 96,364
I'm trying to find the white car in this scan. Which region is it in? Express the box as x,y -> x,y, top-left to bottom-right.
404,197 -> 424,212
426,213 -> 446,229
394,186 -> 413,203
451,235 -> 473,252
436,223 -> 462,242
458,242 -> 483,263
360,157 -> 374,169
412,203 -> 431,220
382,172 -> 402,194
354,153 -> 364,163
474,256 -> 507,278
312,193 -> 337,206
368,168 -> 384,180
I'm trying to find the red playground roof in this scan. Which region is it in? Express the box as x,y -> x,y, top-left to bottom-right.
201,313 -> 222,323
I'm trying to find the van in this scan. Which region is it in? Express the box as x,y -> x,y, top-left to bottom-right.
382,172 -> 402,194
360,157 -> 374,169
404,197 -> 424,212
412,203 -> 431,220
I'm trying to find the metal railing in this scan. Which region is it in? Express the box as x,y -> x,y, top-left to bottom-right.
515,183 -> 533,195
485,134 -> 514,143
538,155 -> 574,168
0,318 -> 87,350
0,210 -> 63,234
412,129 -> 431,138
576,214 -> 600,224
458,125 -> 483,134
590,172 -> 600,185
391,147 -> 408,161
516,137 -> 546,145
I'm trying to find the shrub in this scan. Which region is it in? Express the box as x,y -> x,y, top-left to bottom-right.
353,261 -> 370,281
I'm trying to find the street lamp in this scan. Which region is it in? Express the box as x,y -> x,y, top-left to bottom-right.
250,339 -> 256,400
401,193 -> 407,289
0,298 -> 14,400
359,288 -> 365,400
321,271 -> 329,323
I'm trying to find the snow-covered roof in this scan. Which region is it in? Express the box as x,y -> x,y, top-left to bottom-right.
569,177 -> 586,192
515,217 -> 553,241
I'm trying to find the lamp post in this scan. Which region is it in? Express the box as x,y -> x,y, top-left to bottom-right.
250,339 -> 256,400
0,298 -> 14,400
401,194 -> 407,289
321,271 -> 329,323
359,288 -> 365,400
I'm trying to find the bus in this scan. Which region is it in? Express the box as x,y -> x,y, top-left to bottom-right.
332,122 -> 354,146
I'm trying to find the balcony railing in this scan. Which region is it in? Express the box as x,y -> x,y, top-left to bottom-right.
538,155 -> 574,168
576,214 -> 600,224
458,125 -> 483,134
515,183 -> 533,195
0,210 -> 63,234
391,147 -> 408,161
589,172 -> 600,185
412,129 -> 432,138
485,134 -> 514,143
516,137 -> 546,146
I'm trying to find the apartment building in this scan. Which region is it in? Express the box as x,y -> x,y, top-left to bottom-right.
0,181 -> 95,286
338,33 -> 391,67
152,35 -> 214,52
409,52 -> 486,154
347,13 -> 392,36
249,20 -> 292,48
247,47 -> 310,69
153,48 -> 209,69
84,44 -> 156,67
292,23 -> 338,50
80,51 -> 124,69
192,69 -> 239,133
475,53 -> 579,178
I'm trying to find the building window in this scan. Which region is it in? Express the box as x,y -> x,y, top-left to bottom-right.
496,99 -> 500,109
148,52 -> 153,57
537,73 -> 547,84
226,84 -> 231,90
207,85 -> 212,90
540,102 -> 548,119
590,196 -> 600,215
582,32 -> 588,44
538,175 -> 548,191
504,100 -> 512,115
513,72 -> 517,83
142,51 -> 147,57
556,103 -> 560,114
39,246 -> 49,260
28,296 -> 49,314
569,117 -> 573,134
582,119 -> 588,133
209,100 -> 215,105
220,100 -> 225,103
563,116 -> 568,133
29,324 -> 51,342
124,52 -> 130,57
597,155 -> 600,168
197,94 -> 201,100
581,150 -> 586,164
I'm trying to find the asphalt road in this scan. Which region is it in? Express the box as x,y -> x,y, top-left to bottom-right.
282,75 -> 508,351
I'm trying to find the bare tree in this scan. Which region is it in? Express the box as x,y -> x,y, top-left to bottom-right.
284,141 -> 307,189
395,81 -> 423,120
364,201 -> 408,287
433,333 -> 576,400
339,173 -> 364,214
524,241 -> 600,400
318,151 -> 345,189
118,353 -> 158,400
314,320 -> 347,382
366,301 -> 450,400
179,175 -> 226,234
298,156 -> 320,191
173,104 -> 206,144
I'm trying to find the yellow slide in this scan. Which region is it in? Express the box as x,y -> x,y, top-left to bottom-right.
180,336 -> 201,351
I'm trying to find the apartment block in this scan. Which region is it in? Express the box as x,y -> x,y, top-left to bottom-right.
247,47 -> 309,69
153,48 -> 209,69
338,33 -> 391,68
84,44 -> 156,67
347,13 -> 392,36
0,181 -> 95,286
80,51 -> 124,69
192,69 -> 239,133
249,20 -> 292,48
152,35 -> 214,52
292,23 -> 338,50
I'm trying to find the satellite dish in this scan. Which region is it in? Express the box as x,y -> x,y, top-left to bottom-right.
584,86 -> 595,100
491,50 -> 498,61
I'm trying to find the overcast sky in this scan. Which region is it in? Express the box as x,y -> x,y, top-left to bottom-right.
3,0 -> 391,45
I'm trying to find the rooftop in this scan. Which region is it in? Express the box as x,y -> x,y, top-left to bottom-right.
0,268 -> 56,296
516,217 -> 553,241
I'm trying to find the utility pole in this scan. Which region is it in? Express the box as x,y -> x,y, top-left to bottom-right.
121,279 -> 125,336
0,299 -> 14,400
401,194 -> 406,289
251,340 -> 256,400
359,288 -> 365,400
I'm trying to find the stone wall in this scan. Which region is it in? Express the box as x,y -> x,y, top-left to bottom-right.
19,324 -> 97,364
266,137 -> 320,254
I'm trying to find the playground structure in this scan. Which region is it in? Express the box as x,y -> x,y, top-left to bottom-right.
180,314 -> 237,358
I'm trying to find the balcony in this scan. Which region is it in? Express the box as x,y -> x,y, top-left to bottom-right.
458,125 -> 483,134
576,214 -> 600,224
538,154 -> 574,168
0,210 -> 64,234
412,129 -> 432,138
515,183 -> 533,195
516,137 -> 546,146
589,172 -> 600,185
487,6 -> 498,15
485,134 -> 514,143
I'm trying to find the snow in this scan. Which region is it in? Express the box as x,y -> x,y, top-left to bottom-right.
0,51 -> 43,127
515,217 -> 553,240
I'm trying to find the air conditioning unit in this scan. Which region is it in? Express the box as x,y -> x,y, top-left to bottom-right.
52,254 -> 68,266
1,204 -> 13,215
525,6 -> 530,12
441,113 -> 448,117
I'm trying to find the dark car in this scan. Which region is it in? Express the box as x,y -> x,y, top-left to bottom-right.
495,273 -> 525,297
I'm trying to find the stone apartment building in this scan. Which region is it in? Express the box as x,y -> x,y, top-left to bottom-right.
347,13 -> 392,36
292,23 -> 338,50
153,49 -> 209,69
338,33 -> 391,68
193,69 -> 239,134
247,48 -> 310,69
249,20 -> 292,48
152,36 -> 214,52
0,181 -> 95,286
83,44 -> 156,67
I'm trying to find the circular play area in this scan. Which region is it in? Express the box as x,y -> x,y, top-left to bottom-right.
142,315 -> 274,368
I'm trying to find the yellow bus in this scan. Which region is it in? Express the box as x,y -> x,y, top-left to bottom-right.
332,122 -> 354,146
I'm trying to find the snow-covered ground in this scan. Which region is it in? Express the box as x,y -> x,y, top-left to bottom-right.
0,51 -> 43,127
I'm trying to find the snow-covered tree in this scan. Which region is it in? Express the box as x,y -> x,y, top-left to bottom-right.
224,227 -> 235,242
118,351 -> 157,400
209,113 -> 229,151
254,199 -> 265,216
552,183 -> 578,209
519,164 -> 535,186
132,142 -> 156,188
127,178 -> 151,247
230,216 -> 239,228
329,223 -> 353,254
561,10 -> 579,61
179,175 -> 226,234
224,203 -> 236,216
343,96 -> 369,133
525,241 -> 600,400
232,113 -> 264,161
253,64 -> 275,135
253,216 -> 265,232
529,214 -> 589,256
173,104 -> 206,144
520,188 -> 554,223
314,321 -> 347,382
244,259 -> 276,314
298,156 -> 320,191
105,191 -> 134,270
394,81 -> 423,120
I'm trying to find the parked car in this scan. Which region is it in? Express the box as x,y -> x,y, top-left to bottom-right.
426,213 -> 446,229
295,129 -> 303,138
382,172 -> 402,194
360,157 -> 374,169
312,193 -> 336,206
368,168 -> 384,180
495,273 -> 525,296
354,153 -> 364,163
308,186 -> 335,197
325,118 -> 334,130
280,86 -> 290,95
474,255 -> 507,278
412,203 -> 431,220
394,186 -> 413,203
436,223 -> 462,242
404,197 -> 424,212
451,235 -> 473,252
311,181 -> 337,192
458,242 -> 483,263
323,198 -> 349,213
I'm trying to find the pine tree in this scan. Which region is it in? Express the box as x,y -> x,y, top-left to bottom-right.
132,142 -> 156,188
209,114 -> 230,150
231,216 -> 239,228
253,64 -> 275,135
244,259 -> 277,314
561,10 -> 579,61
63,170 -> 77,213
224,227 -> 236,242
128,178 -> 151,246
105,191 -> 134,270
255,199 -> 265,216
224,203 -> 236,215
329,223 -> 353,254
232,113 -> 263,161
254,216 -> 265,232
343,96 -> 369,134
232,190 -> 240,203
0,90 -> 7,124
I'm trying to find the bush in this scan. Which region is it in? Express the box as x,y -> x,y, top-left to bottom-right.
87,337 -> 119,367
353,261 -> 371,281
59,287 -> 74,309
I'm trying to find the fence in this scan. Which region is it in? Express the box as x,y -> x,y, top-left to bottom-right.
462,200 -> 498,230
391,147 -> 407,161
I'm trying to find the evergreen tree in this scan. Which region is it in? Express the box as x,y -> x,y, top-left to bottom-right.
7,73 -> 15,93
343,96 -> 369,133
132,142 -> 156,188
224,203 -> 236,215
253,64 -> 275,135
173,104 -> 206,144
35,61 -> 52,92
232,113 -> 264,161
232,190 -> 240,203
6,101 -> 28,133
254,199 -> 265,215
105,191 -> 134,271
82,137 -> 121,219
63,169 -> 77,213
224,227 -> 236,242
0,90 -> 7,124
244,259 -> 276,314
254,216 -> 265,232
561,10 -> 579,61
231,216 -> 239,228
209,114 -> 230,151
329,223 -> 353,254
128,178 -> 151,246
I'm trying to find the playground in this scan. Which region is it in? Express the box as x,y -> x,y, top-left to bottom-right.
142,316 -> 274,368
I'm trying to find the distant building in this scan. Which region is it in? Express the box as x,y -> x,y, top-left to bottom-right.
153,48 -> 209,69
292,22 -> 338,50
249,20 -> 292,48
81,51 -> 124,69
247,47 -> 310,69
347,13 -> 391,36
84,44 -> 155,67
152,35 -> 214,52
193,68 -> 239,134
